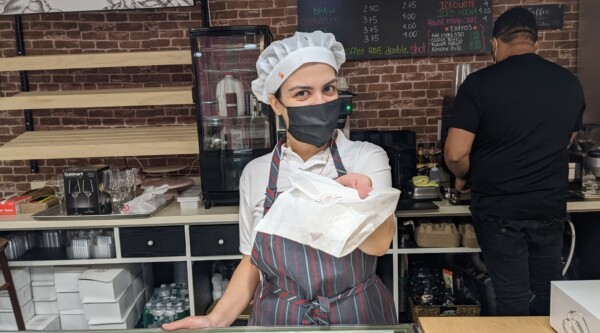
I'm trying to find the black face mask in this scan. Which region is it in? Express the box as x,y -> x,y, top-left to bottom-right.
282,99 -> 341,147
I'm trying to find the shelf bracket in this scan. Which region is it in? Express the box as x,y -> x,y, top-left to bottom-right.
14,15 -> 39,173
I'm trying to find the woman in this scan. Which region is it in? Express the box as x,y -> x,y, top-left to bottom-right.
163,31 -> 397,329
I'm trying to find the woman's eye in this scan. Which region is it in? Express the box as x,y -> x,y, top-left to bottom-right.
295,90 -> 308,98
324,85 -> 337,94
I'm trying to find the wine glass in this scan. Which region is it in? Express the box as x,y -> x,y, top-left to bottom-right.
50,175 -> 65,214
69,179 -> 81,214
82,179 -> 93,210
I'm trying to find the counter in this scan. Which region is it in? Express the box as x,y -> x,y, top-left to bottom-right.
418,316 -> 554,333
2,199 -> 600,231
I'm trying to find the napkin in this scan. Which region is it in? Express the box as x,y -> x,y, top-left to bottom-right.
255,169 -> 400,257
121,184 -> 169,214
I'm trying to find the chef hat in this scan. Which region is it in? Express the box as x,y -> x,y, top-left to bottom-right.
251,31 -> 346,104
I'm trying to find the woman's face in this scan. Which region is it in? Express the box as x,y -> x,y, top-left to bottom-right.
268,62 -> 338,127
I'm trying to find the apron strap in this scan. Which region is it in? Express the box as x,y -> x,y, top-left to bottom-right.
264,274 -> 379,325
263,133 -> 347,216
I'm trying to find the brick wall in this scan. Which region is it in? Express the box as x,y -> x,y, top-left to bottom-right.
0,0 -> 580,196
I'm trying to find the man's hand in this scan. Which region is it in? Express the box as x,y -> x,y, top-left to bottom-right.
335,173 -> 372,199
454,177 -> 470,193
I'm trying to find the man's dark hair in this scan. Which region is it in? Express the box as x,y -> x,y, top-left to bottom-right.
493,6 -> 538,43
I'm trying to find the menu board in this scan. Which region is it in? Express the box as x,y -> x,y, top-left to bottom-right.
525,5 -> 564,30
298,0 -> 493,60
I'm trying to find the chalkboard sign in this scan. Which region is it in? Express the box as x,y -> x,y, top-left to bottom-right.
525,5 -> 564,30
298,0 -> 493,60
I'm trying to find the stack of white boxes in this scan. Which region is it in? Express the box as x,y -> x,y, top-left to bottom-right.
55,266 -> 89,330
79,264 -> 146,329
0,267 -> 35,331
30,266 -> 60,330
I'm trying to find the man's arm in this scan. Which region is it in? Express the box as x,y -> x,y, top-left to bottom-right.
444,128 -> 476,191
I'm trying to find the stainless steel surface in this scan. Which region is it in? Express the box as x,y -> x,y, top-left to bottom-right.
113,325 -> 417,332
586,151 -> 600,178
32,195 -> 174,221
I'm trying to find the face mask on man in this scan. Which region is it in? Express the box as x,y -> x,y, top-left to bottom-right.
281,98 -> 341,147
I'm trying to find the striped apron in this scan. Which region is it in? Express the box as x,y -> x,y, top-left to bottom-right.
249,136 -> 397,326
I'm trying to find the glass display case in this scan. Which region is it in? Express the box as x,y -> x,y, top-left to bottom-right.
189,26 -> 274,208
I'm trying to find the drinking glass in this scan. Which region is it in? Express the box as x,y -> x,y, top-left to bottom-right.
82,179 -> 93,210
69,179 -> 81,214
50,175 -> 65,214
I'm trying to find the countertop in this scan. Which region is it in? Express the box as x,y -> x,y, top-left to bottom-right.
2,199 -> 600,231
418,316 -> 555,333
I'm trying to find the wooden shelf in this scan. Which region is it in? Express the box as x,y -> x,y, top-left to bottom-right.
0,126 -> 199,160
0,50 -> 191,72
0,86 -> 193,110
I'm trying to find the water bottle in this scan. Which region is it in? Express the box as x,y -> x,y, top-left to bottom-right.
143,302 -> 154,328
216,74 -> 245,117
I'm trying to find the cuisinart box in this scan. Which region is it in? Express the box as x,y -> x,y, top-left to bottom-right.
550,280 -> 600,333
63,165 -> 110,215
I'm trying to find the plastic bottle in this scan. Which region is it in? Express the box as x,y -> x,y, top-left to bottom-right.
143,302 -> 154,328
212,273 -> 223,300
216,74 -> 245,117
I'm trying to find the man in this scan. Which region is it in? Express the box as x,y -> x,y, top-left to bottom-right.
444,7 -> 585,316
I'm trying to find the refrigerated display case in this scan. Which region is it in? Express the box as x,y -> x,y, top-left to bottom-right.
189,26 -> 275,208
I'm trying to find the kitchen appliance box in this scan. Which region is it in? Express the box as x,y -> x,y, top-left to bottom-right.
0,194 -> 31,216
550,280 -> 600,332
63,165 -> 110,215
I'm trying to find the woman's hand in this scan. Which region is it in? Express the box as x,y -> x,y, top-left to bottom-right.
335,173 -> 372,199
162,315 -> 218,331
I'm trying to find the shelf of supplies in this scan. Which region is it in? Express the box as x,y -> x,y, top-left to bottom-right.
0,50 -> 191,72
0,126 -> 199,160
0,86 -> 193,110
397,247 -> 481,254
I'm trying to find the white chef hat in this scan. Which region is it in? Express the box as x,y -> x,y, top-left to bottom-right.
251,31 -> 346,104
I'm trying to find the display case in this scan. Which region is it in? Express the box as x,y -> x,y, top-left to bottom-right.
190,26 -> 275,208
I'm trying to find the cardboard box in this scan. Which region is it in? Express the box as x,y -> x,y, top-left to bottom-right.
59,310 -> 88,330
87,287 -> 146,329
34,299 -> 59,315
54,266 -> 87,292
19,187 -> 58,214
26,314 -> 61,331
82,283 -> 134,322
78,264 -> 132,302
550,280 -> 600,333
32,281 -> 57,300
0,267 -> 31,291
57,292 -> 83,311
0,194 -> 31,216
0,300 -> 36,330
63,165 -> 110,215
0,283 -> 32,310
30,266 -> 54,282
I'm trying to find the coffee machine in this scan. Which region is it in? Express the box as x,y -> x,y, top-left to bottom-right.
571,124 -> 600,199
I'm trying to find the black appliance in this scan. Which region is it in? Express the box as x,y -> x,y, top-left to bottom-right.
350,130 -> 417,198
190,26 -> 275,208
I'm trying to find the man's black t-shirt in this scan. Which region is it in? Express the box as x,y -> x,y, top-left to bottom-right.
449,53 -> 585,219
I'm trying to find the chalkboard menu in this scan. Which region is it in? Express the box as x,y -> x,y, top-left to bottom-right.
525,5 -> 564,30
298,0 -> 493,60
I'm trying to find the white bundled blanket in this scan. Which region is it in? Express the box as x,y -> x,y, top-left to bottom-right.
255,169 -> 400,257
121,184 -> 169,214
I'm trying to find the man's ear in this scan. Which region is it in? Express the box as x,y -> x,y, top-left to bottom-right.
534,40 -> 540,52
268,95 -> 284,116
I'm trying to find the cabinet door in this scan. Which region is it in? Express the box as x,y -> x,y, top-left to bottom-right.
120,226 -> 185,257
189,224 -> 239,256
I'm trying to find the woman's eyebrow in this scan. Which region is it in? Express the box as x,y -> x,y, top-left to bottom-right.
286,79 -> 337,93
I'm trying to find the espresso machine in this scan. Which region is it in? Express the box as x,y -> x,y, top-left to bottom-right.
571,124 -> 600,199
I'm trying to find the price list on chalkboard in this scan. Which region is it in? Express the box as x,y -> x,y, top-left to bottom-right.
298,0 -> 493,60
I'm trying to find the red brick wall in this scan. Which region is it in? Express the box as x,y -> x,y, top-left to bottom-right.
0,0 -> 580,196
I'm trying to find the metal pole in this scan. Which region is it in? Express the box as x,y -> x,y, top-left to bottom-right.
14,15 -> 39,173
